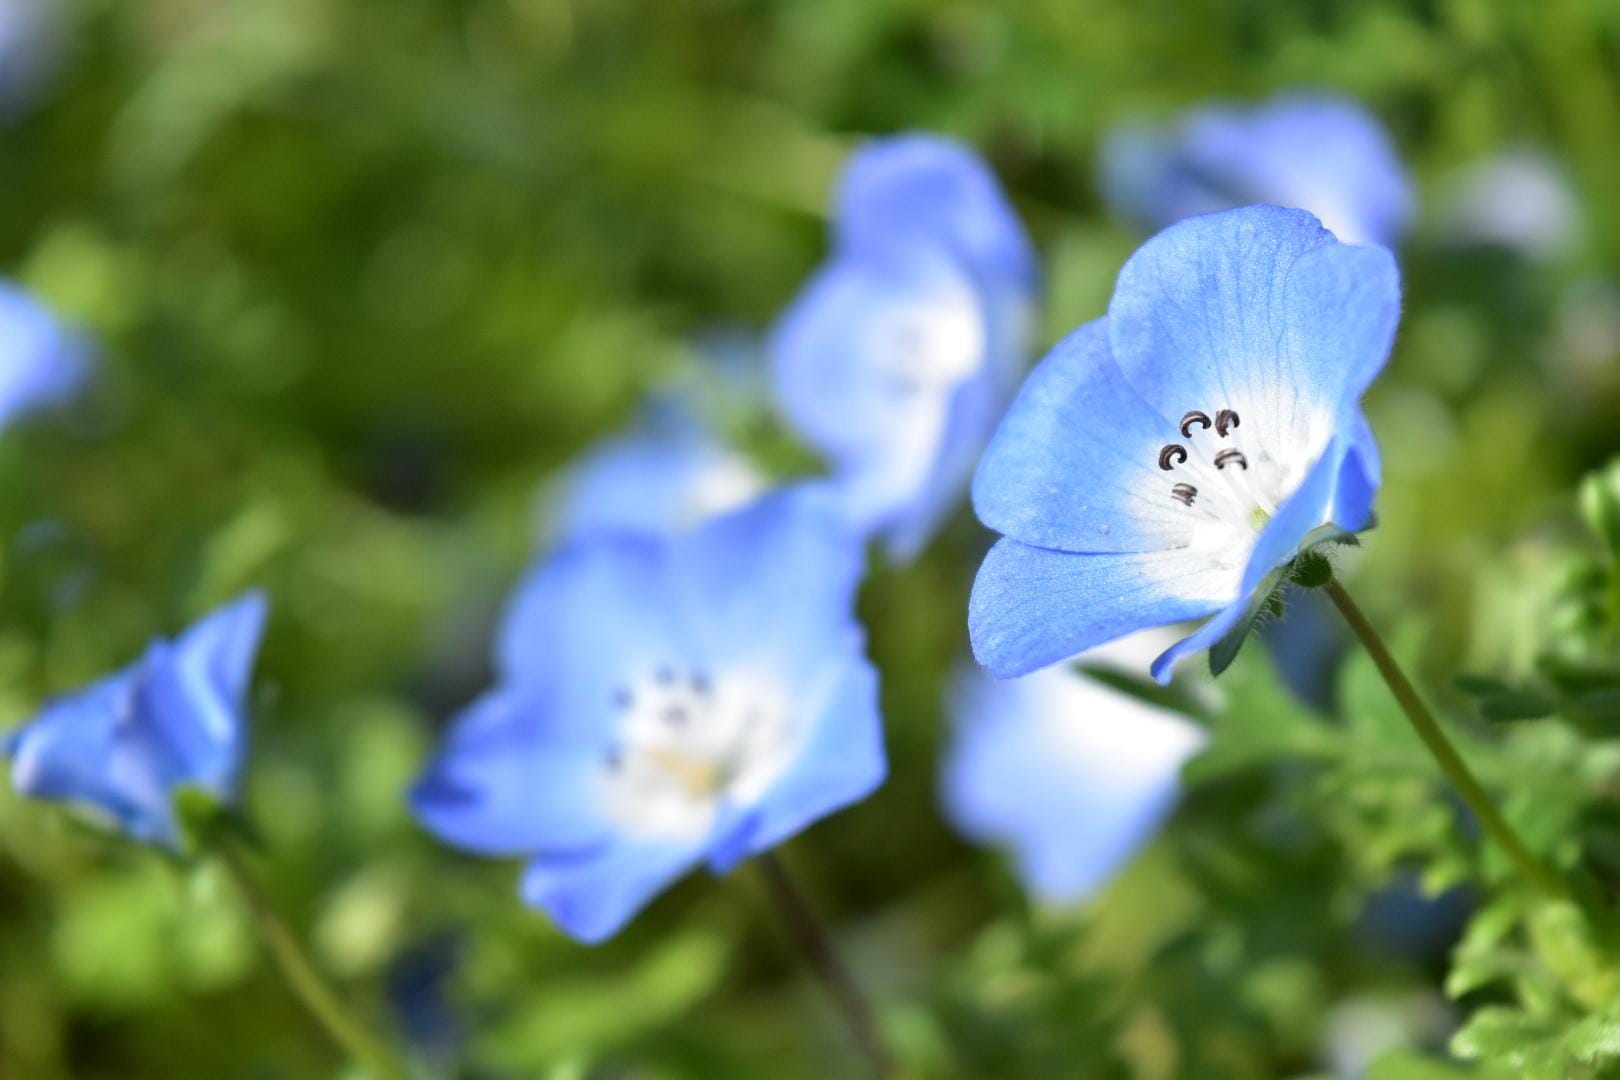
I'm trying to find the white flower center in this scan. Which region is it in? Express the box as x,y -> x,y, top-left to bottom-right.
599,665 -> 798,841
1156,407 -> 1306,567
866,282 -> 986,395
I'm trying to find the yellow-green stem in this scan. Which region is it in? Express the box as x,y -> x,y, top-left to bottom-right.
1324,578 -> 1567,900
216,837 -> 407,1079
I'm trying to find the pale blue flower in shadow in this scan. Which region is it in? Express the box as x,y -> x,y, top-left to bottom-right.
3,593 -> 269,847
771,135 -> 1038,561
1100,93 -> 1413,248
411,487 -> 884,943
0,281 -> 91,432
550,401 -> 765,541
969,205 -> 1399,685
943,664 -> 1206,904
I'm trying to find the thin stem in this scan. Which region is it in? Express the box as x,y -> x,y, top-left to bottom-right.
215,836 -> 408,1079
1324,578 -> 1568,900
755,852 -> 895,1077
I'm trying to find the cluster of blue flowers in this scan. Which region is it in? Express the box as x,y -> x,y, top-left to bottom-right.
5,92 -> 1414,949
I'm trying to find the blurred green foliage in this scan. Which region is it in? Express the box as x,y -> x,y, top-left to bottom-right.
3,0 -> 1620,1077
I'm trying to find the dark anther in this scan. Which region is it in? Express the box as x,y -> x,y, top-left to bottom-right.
1215,409 -> 1241,437
1214,449 -> 1248,471
1158,444 -> 1188,471
1171,483 -> 1198,506
655,666 -> 675,685
605,747 -> 624,770
662,705 -> 689,727
690,672 -> 710,696
612,687 -> 633,711
1179,410 -> 1212,437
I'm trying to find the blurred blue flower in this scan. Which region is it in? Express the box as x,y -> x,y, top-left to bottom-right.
3,593 -> 269,847
1099,92 -> 1413,248
969,206 -> 1399,684
1443,150 -> 1580,260
0,281 -> 91,432
0,0 -> 63,120
943,664 -> 1206,904
551,402 -> 764,539
412,487 -> 884,943
771,135 -> 1037,560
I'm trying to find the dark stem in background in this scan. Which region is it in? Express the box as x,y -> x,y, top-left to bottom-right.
1324,578 -> 1569,900
755,851 -> 895,1077
215,836 -> 409,1079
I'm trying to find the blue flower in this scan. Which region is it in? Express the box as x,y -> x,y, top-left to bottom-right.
943,664 -> 1206,904
3,593 -> 269,847
969,205 -> 1399,684
551,402 -> 764,540
771,135 -> 1038,560
1100,92 -> 1413,248
0,281 -> 91,432
411,487 -> 884,943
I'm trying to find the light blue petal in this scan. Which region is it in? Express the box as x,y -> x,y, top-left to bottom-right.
1180,94 -> 1413,248
0,281 -> 91,431
1096,123 -> 1231,232
972,318 -> 1191,553
835,133 -> 1037,295
410,684 -> 614,858
672,486 -> 868,689
969,539 -> 1232,679
1332,412 -> 1381,532
554,405 -> 761,540
498,533 -> 692,713
707,654 -> 885,873
6,670 -> 166,839
770,244 -> 987,532
520,835 -> 707,944
943,666 -> 1205,904
1149,434 -> 1351,683
1108,206 -> 1400,432
151,591 -> 267,790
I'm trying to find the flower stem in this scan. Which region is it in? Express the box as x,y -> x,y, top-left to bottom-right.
215,836 -> 408,1079
755,852 -> 895,1077
1323,578 -> 1568,900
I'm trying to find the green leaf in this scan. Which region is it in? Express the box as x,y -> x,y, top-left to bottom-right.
1478,689 -> 1558,723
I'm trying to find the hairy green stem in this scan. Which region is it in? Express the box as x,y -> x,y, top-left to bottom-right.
216,837 -> 407,1079
756,852 -> 895,1077
1324,578 -> 1568,900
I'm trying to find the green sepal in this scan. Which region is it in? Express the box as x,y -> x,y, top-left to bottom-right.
1208,562 -> 1290,678
171,786 -> 263,861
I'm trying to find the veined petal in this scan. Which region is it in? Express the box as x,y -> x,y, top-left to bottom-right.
835,133 -> 1038,295
1108,205 -> 1399,470
1149,433 -> 1351,683
969,539 -> 1235,679
410,685 -> 614,857
521,835 -> 707,945
707,655 -> 884,873
972,318 -> 1192,553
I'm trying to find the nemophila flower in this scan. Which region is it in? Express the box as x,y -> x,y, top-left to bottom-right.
0,281 -> 91,432
943,664 -> 1206,903
411,487 -> 884,943
3,593 -> 269,847
550,402 -> 764,539
771,134 -> 1038,560
969,205 -> 1399,684
1100,92 -> 1413,248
